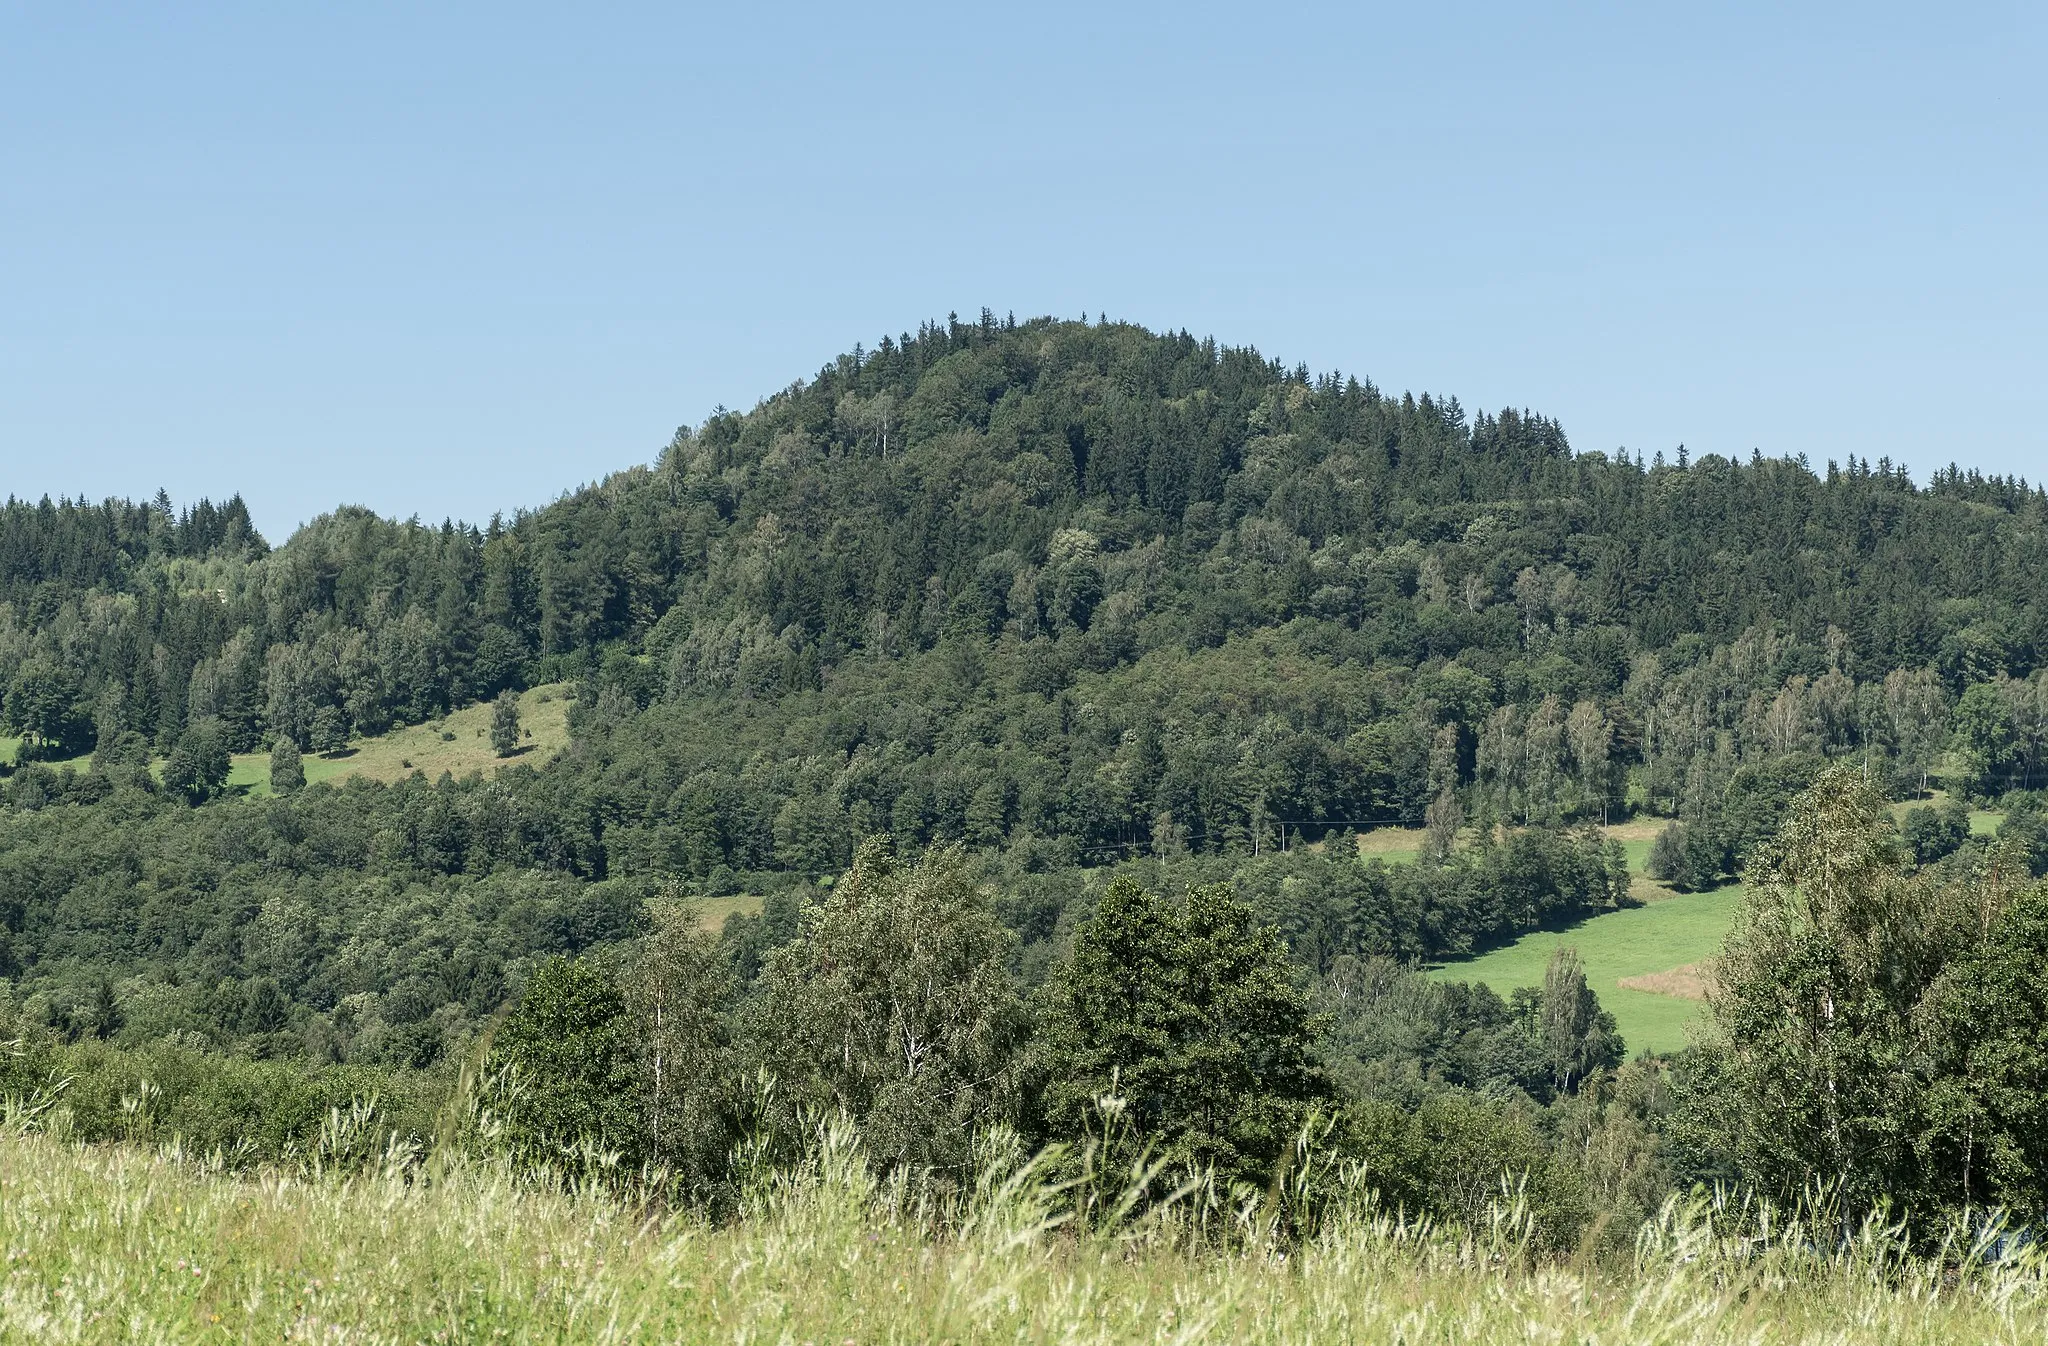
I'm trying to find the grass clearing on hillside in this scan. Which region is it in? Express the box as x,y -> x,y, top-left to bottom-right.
688,893 -> 766,932
1429,884 -> 1746,1056
4,687 -> 574,792
225,684 -> 573,795
1354,825 -> 1425,865
0,1129 -> 2038,1344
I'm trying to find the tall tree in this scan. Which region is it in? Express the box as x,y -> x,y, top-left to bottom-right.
162,717 -> 231,803
487,956 -> 644,1171
1035,876 -> 1329,1187
748,840 -> 1025,1175
629,898 -> 737,1187
268,735 -> 305,795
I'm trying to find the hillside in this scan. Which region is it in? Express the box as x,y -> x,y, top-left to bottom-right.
1,317 -> 2045,1055
5,317 -> 2048,1254
3,684 -> 572,790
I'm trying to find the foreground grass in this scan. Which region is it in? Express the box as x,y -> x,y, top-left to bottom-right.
2,1131 -> 2043,1343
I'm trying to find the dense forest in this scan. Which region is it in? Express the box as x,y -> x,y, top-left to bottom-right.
6,315 -> 2048,1241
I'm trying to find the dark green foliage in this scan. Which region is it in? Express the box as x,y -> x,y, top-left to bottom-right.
488,956 -> 644,1169
1035,876 -> 1328,1187
2,659 -> 91,760
3,319 -> 2046,886
1901,798 -> 1970,865
1647,823 -> 1686,883
0,776 -> 646,1067
0,1032 -> 436,1164
1996,793 -> 2048,877
1314,951 -> 1619,1106
162,717 -> 230,802
268,736 -> 305,795
1388,1093 -> 1590,1248
310,706 -> 350,755
490,690 -> 520,758
5,318 -> 2048,1236
1228,826 -> 1629,974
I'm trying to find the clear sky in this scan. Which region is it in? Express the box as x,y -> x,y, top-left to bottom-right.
3,2 -> 2042,541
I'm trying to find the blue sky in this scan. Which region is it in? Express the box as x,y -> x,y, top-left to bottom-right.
3,2 -> 2042,539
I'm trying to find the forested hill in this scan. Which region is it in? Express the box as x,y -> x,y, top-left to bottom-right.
4,315 -> 2048,1040
6,313 -> 2044,780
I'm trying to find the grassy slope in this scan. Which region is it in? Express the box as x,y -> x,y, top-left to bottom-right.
1429,886 -> 1747,1056
1426,803 -> 2009,1056
230,685 -> 572,794
687,893 -> 766,931
0,1130 -> 2030,1343
1415,816 -> 1729,1056
3,686 -> 573,791
1888,789 -> 2002,837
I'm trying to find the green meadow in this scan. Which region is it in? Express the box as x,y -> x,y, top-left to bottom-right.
1429,884 -> 1746,1055
4,684 -> 572,793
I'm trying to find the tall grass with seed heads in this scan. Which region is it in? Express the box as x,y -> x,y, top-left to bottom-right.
3,1104 -> 2046,1343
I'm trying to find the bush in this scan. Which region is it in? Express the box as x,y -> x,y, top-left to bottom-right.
1901,798 -> 1969,866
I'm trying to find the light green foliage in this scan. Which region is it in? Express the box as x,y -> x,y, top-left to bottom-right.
1537,946 -> 1621,1096
629,899 -> 738,1191
486,957 -> 644,1171
1953,680 -> 2018,795
748,840 -> 1026,1176
3,1127 -> 2046,1342
1695,765 -> 2048,1218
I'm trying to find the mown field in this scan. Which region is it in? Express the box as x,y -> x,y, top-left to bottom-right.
1424,799 -> 2008,1056
1,1128 -> 2041,1344
1356,816 -> 1739,1054
1429,885 -> 1745,1055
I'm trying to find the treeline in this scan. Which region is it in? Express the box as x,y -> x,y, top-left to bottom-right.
0,840 -> 1640,1245
4,318 -> 2047,868
0,764 -> 1626,1069
11,770 -> 2046,1244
